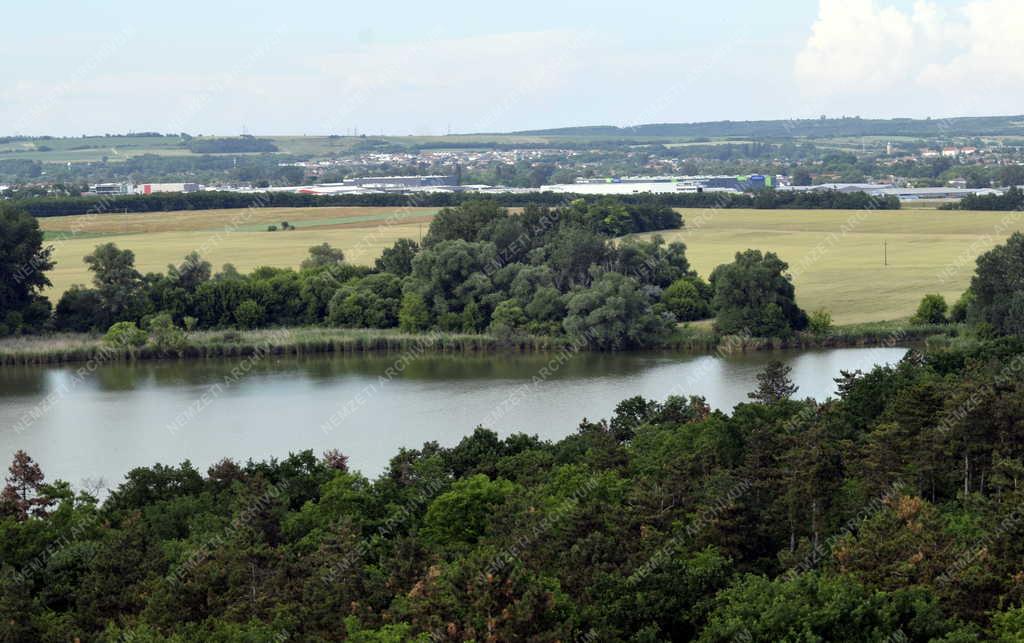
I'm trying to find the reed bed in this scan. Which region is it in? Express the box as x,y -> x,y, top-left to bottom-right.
0,322 -> 956,367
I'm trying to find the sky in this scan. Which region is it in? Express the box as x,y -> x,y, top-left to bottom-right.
2,0 -> 1022,136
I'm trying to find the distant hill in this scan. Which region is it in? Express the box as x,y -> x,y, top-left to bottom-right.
508,115 -> 1024,139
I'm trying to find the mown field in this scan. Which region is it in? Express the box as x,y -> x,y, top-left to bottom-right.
37,206 -> 1024,325
635,208 -> 1024,324
38,206 -> 439,297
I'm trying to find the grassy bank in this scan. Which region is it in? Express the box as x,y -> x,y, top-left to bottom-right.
0,321 -> 959,367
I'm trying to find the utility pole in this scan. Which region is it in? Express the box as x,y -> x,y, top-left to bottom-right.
884,241 -> 888,267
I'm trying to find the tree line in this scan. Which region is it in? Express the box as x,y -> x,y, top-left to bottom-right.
10,188 -> 899,219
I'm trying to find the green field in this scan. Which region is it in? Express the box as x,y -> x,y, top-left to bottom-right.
37,206 -> 1024,325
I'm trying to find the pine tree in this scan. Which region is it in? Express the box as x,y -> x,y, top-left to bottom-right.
749,361 -> 798,404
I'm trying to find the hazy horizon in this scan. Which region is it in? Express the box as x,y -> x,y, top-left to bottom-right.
4,0 -> 1023,137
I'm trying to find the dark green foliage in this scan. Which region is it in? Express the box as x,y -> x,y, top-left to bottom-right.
374,238 -> 420,277
968,232 -> 1024,335
748,361 -> 798,404
0,206 -> 53,335
711,250 -> 808,336
562,271 -> 674,349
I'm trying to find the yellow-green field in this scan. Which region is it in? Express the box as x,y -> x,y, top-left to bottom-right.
37,206 -> 1024,325
635,208 -> 1024,324
39,207 -> 439,297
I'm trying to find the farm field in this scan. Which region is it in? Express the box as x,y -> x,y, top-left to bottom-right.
38,207 -> 439,297
635,208 -> 1024,324
36,205 -> 1024,325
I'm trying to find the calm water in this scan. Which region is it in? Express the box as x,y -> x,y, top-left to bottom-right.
0,347 -> 907,490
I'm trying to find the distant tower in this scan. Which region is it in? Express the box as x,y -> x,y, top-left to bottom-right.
886,142 -> 894,156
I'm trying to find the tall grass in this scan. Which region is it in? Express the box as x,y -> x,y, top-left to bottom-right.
0,321 -> 956,367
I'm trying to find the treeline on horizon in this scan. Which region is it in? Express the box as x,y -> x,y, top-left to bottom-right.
944,186 -> 1024,211
11,188 -> 900,219
6,337 -> 1024,639
514,114 -> 1024,139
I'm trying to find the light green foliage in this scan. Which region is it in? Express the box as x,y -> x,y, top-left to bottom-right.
103,321 -> 147,348
146,312 -> 186,352
662,277 -> 711,322
398,291 -> 431,332
807,308 -> 833,334
911,294 -> 948,325
423,474 -> 518,546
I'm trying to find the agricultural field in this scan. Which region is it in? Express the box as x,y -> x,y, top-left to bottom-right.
635,208 -> 1024,324
36,205 -> 1024,325
37,206 -> 439,297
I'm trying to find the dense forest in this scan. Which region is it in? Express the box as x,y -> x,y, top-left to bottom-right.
4,335 -> 1024,640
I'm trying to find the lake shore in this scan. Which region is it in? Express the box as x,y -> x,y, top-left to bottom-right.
0,321 -> 955,366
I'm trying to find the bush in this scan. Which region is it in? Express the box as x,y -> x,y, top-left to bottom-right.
807,308 -> 833,334
911,294 -> 948,325
949,290 -> 973,323
662,277 -> 711,322
103,321 -> 147,348
147,313 -> 186,353
234,299 -> 265,329
489,300 -> 527,338
398,292 -> 431,332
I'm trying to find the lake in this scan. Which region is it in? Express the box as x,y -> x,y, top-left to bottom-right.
0,346 -> 907,490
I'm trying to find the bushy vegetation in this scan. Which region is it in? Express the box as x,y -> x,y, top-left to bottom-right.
6,339 -> 1024,639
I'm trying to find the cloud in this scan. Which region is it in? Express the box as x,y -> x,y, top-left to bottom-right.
795,0 -> 1024,105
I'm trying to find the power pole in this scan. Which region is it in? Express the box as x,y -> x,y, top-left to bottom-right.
884,241 -> 888,267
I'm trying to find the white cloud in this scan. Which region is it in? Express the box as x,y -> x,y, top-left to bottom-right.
796,0 -> 1024,108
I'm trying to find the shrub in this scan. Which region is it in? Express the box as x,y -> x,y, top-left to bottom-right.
489,300 -> 527,338
147,313 -> 186,353
949,290 -> 974,324
266,225 -> 277,232
807,308 -> 833,334
398,292 -> 431,332
662,277 -> 711,322
234,299 -> 265,329
912,294 -> 948,325
103,321 -> 147,349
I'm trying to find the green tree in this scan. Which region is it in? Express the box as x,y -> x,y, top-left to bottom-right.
300,242 -> 345,270
711,250 -> 807,336
489,300 -> 527,338
968,232 -> 1024,334
562,271 -> 673,349
398,291 -> 431,332
84,242 -> 144,325
749,361 -> 798,404
167,251 -> 212,292
911,294 -> 948,325
662,277 -> 711,321
375,238 -> 420,277
807,308 -> 833,334
0,206 -> 53,335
